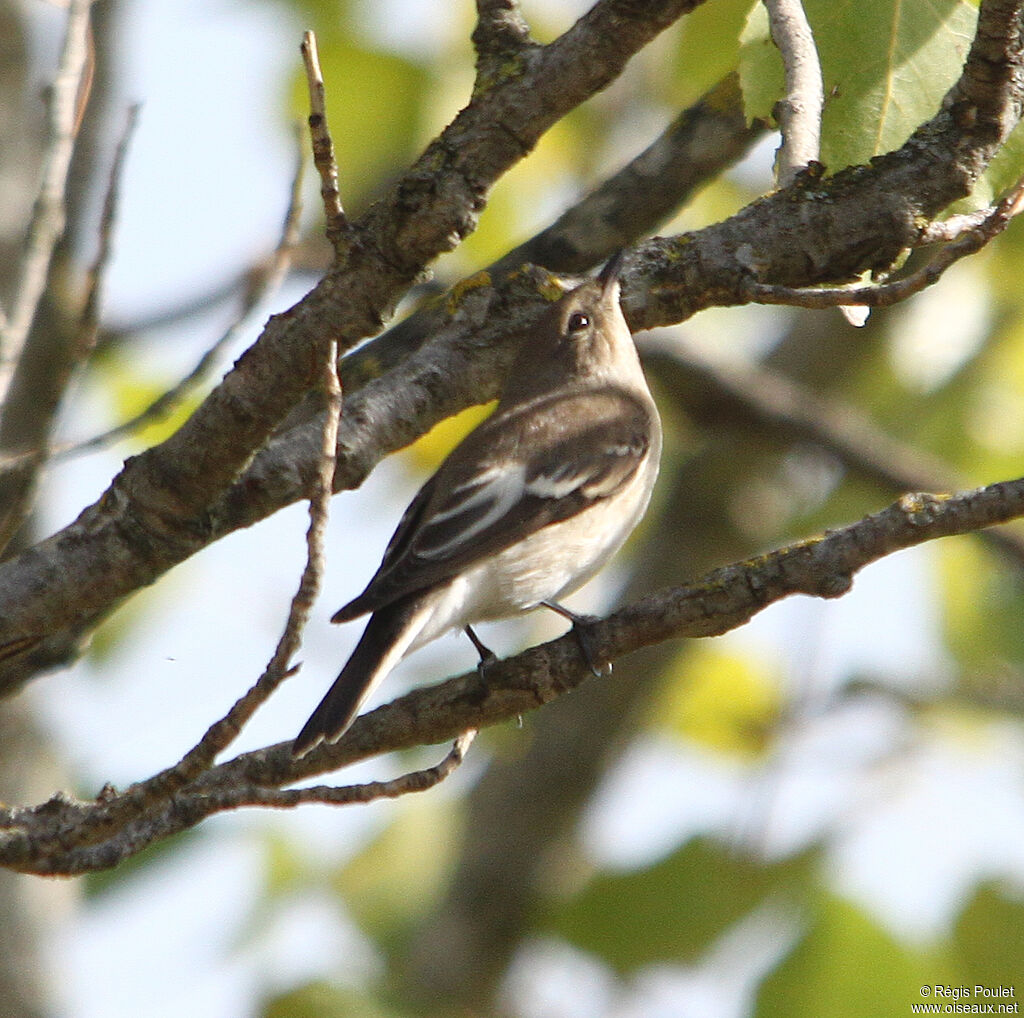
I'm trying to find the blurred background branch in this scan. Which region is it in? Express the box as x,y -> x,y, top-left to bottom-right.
2,1 -> 1024,1016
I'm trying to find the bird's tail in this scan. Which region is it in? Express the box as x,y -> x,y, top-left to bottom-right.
292,600 -> 429,757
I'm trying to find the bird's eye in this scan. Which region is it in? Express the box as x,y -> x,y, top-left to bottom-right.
567,311 -> 590,332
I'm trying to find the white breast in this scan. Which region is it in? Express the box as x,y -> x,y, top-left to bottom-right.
408,446 -> 659,651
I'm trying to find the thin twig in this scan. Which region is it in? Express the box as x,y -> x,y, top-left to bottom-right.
0,730 -> 477,874
38,335 -> 344,849
50,130 -> 307,462
300,30 -> 348,251
74,104 -> 140,369
919,207 -> 995,244
745,173 -> 1024,309
173,336 -> 342,776
229,729 -> 477,808
763,0 -> 823,186
0,103 -> 139,550
0,0 -> 94,405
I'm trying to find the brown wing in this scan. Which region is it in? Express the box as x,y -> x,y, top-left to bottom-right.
332,387 -> 654,621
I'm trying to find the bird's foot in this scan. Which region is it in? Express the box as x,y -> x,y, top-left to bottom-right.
463,625 -> 497,702
540,601 -> 612,678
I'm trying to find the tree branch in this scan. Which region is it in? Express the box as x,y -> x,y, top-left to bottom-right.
763,0 -> 823,185
46,127 -> 307,462
3,478 -> 1023,875
0,0 -> 1021,697
0,0 -> 93,398
740,172 -> 1024,309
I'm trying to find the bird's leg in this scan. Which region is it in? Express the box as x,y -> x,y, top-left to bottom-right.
540,601 -> 611,677
464,625 -> 496,669
463,625 -> 499,698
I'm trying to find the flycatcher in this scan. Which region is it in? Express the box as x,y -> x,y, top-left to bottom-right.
293,252 -> 661,756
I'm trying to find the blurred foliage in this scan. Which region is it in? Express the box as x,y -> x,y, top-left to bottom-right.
939,540 -> 1024,668
952,883 -> 1024,984
669,0 -> 755,106
330,793 -> 463,950
258,0 -> 1024,1012
92,346 -> 203,450
265,982 -> 402,1018
549,838 -> 814,973
755,896 -> 943,1017
655,644 -> 782,757
54,0 -> 1024,1016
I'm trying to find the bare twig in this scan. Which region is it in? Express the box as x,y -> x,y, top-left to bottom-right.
0,103 -> 139,549
174,336 -> 342,776
0,730 -> 476,874
229,729 -> 477,808
75,104 -> 140,367
300,30 -> 348,251
0,0 -> 93,404
51,336 -> 345,847
763,0 -> 823,186
4,478 -> 1024,874
744,173 -> 1024,309
51,131 -> 307,461
919,207 -> 996,244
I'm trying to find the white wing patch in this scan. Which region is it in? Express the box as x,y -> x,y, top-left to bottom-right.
525,469 -> 589,499
418,465 -> 527,560
527,442 -> 637,500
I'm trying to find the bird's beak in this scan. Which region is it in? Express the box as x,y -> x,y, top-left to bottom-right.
597,250 -> 625,299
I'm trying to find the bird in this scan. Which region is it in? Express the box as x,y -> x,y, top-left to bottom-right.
292,252 -> 662,757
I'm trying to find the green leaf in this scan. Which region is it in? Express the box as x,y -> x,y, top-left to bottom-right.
755,895 -> 943,1018
331,794 -> 461,948
262,982 -> 403,1018
815,0 -> 977,172
671,0 -> 759,107
740,0 -> 979,172
549,838 -> 812,973
953,883 -> 1024,986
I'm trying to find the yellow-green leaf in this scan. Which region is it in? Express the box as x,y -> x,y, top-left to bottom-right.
550,838 -> 812,972
740,0 -> 978,173
656,644 -> 781,758
755,896 -> 944,1018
